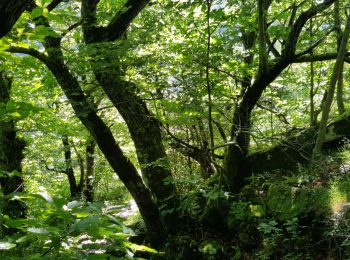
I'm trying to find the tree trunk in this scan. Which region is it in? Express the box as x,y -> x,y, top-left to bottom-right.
223,1 -> 335,192
313,14 -> 350,157
84,138 -> 95,202
0,71 -> 26,233
224,58 -> 291,192
249,111 -> 350,173
0,0 -> 32,38
33,29 -> 167,245
62,135 -> 80,198
334,0 -> 345,115
81,2 -> 178,215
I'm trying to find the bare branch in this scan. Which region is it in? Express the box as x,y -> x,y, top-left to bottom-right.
62,21 -> 83,37
295,27 -> 335,57
282,0 -> 335,58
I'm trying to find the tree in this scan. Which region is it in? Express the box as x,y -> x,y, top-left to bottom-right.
313,13 -> 350,157
7,0 -> 172,246
0,71 -> 26,235
48,135 -> 96,201
0,0 -> 32,38
223,0 -> 339,192
2,0 -> 350,249
80,0 -> 178,212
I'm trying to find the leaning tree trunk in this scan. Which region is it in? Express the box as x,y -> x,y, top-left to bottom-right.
249,110 -> 350,173
0,71 -> 26,233
12,25 -> 167,245
7,9 -> 168,245
313,14 -> 350,157
0,0 -> 32,38
81,17 -> 179,216
222,1 -> 335,193
44,37 -> 167,246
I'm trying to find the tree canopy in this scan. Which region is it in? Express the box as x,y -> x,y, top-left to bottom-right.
1,0 -> 350,258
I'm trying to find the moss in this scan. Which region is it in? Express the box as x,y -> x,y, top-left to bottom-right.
266,184 -> 329,221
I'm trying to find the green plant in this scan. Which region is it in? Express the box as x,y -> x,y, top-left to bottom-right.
0,192 -> 158,259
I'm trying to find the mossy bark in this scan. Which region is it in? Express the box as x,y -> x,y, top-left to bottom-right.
249,111 -> 350,173
80,1 -> 179,226
84,138 -> 95,202
0,72 -> 26,229
313,14 -> 350,157
0,0 -> 32,38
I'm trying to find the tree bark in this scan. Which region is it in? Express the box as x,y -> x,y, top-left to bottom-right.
258,0 -> 268,74
80,0 -> 178,213
223,0 -> 335,193
0,0 -> 32,38
84,138 -> 95,202
334,0 -> 346,115
313,14 -> 350,157
0,71 -> 26,230
249,111 -> 350,173
62,135 -> 80,198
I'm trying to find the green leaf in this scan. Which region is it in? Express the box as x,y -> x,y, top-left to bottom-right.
6,100 -> 17,112
16,235 -> 31,243
249,205 -> 264,217
71,216 -> 101,237
105,214 -> 123,225
0,242 -> 16,250
27,227 -> 50,235
130,243 -> 158,253
87,254 -> 111,260
76,212 -> 90,218
31,7 -> 43,19
10,112 -> 21,118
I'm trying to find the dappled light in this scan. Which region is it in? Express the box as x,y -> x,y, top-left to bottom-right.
1,0 -> 350,259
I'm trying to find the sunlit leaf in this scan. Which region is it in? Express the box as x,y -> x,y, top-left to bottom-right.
31,7 -> 43,19
27,227 -> 50,235
0,242 -> 16,250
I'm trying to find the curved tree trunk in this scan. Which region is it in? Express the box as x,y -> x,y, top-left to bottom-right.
80,0 -> 178,216
313,14 -> 350,157
223,1 -> 335,193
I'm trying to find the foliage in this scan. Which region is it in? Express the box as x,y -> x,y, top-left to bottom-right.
0,192 -> 157,259
1,0 -> 350,258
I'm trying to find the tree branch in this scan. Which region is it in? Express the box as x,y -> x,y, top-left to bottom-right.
294,52 -> 350,63
40,159 -> 67,175
47,0 -> 64,11
295,27 -> 335,57
0,0 -> 33,38
104,0 -> 150,41
7,46 -> 53,67
282,0 -> 335,58
62,21 -> 83,37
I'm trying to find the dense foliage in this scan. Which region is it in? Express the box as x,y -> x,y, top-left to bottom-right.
0,0 -> 350,259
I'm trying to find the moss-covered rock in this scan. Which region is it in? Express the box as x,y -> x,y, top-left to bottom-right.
266,184 -> 329,221
249,111 -> 350,173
